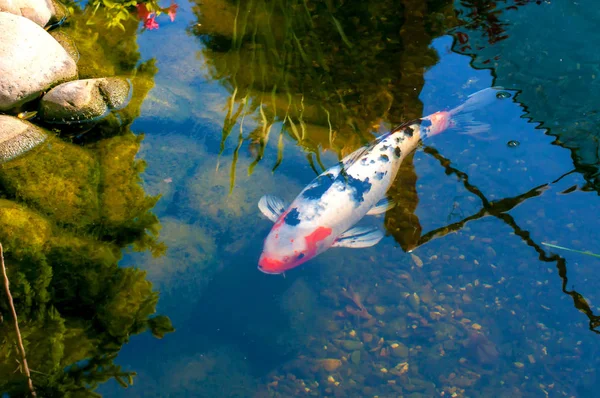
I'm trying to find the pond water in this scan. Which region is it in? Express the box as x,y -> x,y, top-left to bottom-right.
2,0 -> 600,397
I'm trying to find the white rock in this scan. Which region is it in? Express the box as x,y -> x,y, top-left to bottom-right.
40,77 -> 132,123
0,0 -> 56,27
0,12 -> 77,111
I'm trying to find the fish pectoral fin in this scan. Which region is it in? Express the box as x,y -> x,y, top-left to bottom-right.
366,198 -> 396,216
258,195 -> 288,222
332,226 -> 384,248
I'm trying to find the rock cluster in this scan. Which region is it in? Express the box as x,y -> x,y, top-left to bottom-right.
0,6 -> 132,162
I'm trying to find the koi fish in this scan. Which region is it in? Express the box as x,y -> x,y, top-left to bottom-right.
257,87 -> 507,274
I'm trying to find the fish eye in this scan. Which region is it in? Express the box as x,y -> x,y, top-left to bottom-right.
297,253 -> 305,260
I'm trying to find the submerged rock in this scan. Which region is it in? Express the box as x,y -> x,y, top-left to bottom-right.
0,0 -> 57,27
0,12 -> 77,111
39,77 -> 132,124
0,115 -> 47,162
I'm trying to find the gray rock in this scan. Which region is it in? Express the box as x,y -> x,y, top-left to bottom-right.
0,115 -> 48,163
39,77 -> 132,124
0,13 -> 77,111
0,0 -> 56,27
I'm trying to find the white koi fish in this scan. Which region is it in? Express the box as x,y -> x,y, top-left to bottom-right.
257,87 -> 506,274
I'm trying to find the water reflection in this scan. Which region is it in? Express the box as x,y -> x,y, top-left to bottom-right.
191,0 -> 466,262
452,0 -> 600,188
0,4 -> 171,396
192,0 -> 459,175
9,0 -> 598,395
121,1 -> 600,397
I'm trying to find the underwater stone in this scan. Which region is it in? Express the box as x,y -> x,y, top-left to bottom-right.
0,0 -> 57,27
0,12 -> 77,111
319,359 -> 342,372
50,31 -> 79,63
0,115 -> 47,162
99,78 -> 132,109
39,77 -> 132,124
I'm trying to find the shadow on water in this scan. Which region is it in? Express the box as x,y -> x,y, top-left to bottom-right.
0,4 -> 174,396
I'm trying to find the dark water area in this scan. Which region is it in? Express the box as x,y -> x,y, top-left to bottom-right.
2,0 -> 600,397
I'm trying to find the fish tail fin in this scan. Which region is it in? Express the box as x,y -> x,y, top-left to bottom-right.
432,86 -> 514,139
449,87 -> 508,117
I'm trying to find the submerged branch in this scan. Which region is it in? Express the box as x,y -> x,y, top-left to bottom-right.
1,243 -> 36,396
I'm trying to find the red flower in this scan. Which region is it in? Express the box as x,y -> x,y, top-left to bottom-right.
136,3 -> 150,20
144,14 -> 159,29
168,2 -> 178,22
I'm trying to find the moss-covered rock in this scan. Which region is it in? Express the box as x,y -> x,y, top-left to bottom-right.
0,137 -> 101,229
0,198 -> 52,254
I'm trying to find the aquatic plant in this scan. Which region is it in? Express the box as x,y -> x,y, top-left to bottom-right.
541,243 -> 600,259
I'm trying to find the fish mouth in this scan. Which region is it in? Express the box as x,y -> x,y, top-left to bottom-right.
257,255 -> 286,275
257,265 -> 283,275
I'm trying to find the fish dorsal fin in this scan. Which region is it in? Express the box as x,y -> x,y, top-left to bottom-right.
340,146 -> 370,170
258,195 -> 288,222
366,198 -> 396,216
332,226 -> 384,248
340,133 -> 392,171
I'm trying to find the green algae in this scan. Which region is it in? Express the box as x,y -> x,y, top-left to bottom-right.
94,132 -> 164,254
0,137 -> 101,230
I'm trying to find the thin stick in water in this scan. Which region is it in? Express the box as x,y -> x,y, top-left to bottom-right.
1,243 -> 36,396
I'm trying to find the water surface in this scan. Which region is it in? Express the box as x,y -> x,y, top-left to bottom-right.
2,0 -> 600,397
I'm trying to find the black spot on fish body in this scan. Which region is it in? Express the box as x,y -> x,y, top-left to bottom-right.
395,136 -> 404,144
370,160 -> 375,164
346,175 -> 371,204
302,173 -> 335,200
404,126 -> 414,137
380,145 -> 390,151
284,208 -> 301,226
297,253 -> 305,260
374,171 -> 385,180
420,119 -> 432,128
394,147 -> 401,158
379,154 -> 389,163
